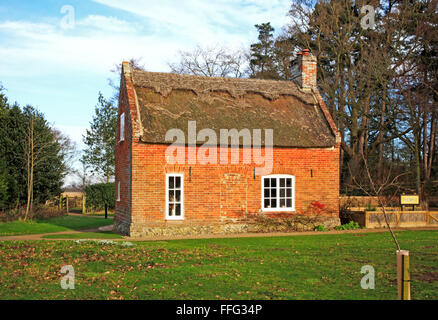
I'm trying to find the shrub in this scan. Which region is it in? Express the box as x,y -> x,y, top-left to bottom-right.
247,201 -> 333,232
334,221 -> 361,231
314,225 -> 327,232
0,204 -> 65,222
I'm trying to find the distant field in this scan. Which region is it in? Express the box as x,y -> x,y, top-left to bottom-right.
0,216 -> 114,236
0,230 -> 437,299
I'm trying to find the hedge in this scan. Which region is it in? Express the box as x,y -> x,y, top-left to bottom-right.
85,183 -> 115,210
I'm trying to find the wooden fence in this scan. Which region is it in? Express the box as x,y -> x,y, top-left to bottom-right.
346,209 -> 438,228
58,194 -> 86,214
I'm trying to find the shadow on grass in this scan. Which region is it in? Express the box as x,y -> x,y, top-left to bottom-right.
0,215 -> 114,236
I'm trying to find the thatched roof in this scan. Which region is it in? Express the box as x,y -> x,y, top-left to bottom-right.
127,69 -> 337,147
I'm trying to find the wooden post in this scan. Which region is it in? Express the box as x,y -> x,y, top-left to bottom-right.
66,196 -> 69,213
58,195 -> 62,210
397,250 -> 410,300
82,195 -> 86,214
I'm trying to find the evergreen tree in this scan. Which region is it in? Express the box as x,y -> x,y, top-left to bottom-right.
249,22 -> 280,79
82,92 -> 117,183
0,85 -> 65,211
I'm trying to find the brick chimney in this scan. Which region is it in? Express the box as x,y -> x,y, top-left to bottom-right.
291,49 -> 317,90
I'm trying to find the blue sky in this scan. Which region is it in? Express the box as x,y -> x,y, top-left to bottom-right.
0,0 -> 292,183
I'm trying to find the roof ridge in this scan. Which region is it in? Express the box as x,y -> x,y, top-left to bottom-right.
132,69 -> 296,84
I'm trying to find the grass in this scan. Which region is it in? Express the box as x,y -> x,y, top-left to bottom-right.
83,213 -> 115,217
70,208 -> 115,217
42,231 -> 123,240
0,230 -> 437,299
0,215 -> 114,236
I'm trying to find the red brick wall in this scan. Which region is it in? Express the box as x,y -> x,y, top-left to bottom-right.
114,64 -> 139,235
125,143 -> 340,230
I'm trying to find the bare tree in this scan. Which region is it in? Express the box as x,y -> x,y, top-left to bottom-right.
285,0 -> 426,189
168,45 -> 248,78
349,154 -> 412,250
74,156 -> 90,191
23,113 -> 55,220
108,58 -> 146,103
52,128 -> 78,176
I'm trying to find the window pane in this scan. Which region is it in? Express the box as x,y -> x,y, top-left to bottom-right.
270,188 -> 277,197
280,189 -> 285,197
270,178 -> 276,187
270,199 -> 276,208
169,176 -> 174,189
264,199 -> 270,208
264,179 -> 269,188
175,190 -> 181,202
264,189 -> 270,198
168,204 -> 175,216
280,199 -> 286,207
286,199 -> 292,208
175,176 -> 181,188
286,188 -> 292,198
175,204 -> 181,216
169,190 -> 175,202
286,178 -> 292,188
280,178 -> 285,187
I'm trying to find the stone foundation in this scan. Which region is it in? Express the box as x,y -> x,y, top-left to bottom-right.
113,219 -> 131,236
119,216 -> 341,238
128,223 -> 250,238
321,217 -> 342,229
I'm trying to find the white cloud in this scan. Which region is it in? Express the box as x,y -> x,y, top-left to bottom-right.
0,18 -> 180,78
77,15 -> 139,33
92,0 -> 291,44
0,1 -> 292,80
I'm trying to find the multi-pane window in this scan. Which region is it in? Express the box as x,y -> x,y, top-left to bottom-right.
120,113 -> 125,142
262,175 -> 295,211
166,174 -> 184,220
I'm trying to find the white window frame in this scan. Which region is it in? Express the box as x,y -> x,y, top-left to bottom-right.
261,174 -> 295,212
117,181 -> 120,202
165,173 -> 184,220
119,113 -> 125,142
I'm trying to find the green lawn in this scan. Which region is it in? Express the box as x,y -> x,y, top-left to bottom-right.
0,216 -> 114,236
0,230 -> 437,299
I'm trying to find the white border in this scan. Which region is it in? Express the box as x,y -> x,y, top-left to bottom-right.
261,174 -> 295,212
165,173 -> 184,220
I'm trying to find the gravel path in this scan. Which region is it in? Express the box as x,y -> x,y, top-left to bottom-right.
0,226 -> 436,242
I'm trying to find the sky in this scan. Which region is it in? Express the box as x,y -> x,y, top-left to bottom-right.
0,0 -> 292,184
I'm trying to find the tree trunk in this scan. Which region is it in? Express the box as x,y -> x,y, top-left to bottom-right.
426,110 -> 436,180
25,117 -> 34,221
377,91 -> 387,184
414,134 -> 422,197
